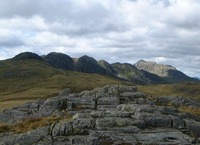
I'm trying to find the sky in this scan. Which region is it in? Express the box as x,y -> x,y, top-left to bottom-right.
0,0 -> 200,77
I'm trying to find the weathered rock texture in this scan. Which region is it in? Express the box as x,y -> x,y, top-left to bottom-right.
0,85 -> 200,145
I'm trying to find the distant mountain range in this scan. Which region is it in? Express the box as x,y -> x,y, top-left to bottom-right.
9,52 -> 198,85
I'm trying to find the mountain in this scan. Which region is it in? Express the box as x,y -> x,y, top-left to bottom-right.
134,60 -> 196,83
44,52 -> 74,70
76,55 -> 107,75
140,70 -> 169,84
1,51 -> 200,112
1,52 -> 198,95
10,52 -> 199,85
98,60 -> 118,75
13,52 -> 43,61
0,56 -> 130,107
111,62 -> 169,84
135,60 -> 176,77
111,63 -> 151,84
194,77 -> 200,80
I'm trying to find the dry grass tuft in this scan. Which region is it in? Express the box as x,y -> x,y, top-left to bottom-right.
0,113 -> 72,134
138,82 -> 200,102
13,116 -> 61,133
0,122 -> 11,133
179,107 -> 200,116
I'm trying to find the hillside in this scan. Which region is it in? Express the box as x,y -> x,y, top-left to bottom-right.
43,52 -> 74,70
111,62 -> 169,84
111,62 -> 151,84
8,52 -> 199,85
0,58 -> 130,111
139,82 -> 200,102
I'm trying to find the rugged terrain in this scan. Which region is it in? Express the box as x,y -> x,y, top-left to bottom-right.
0,85 -> 200,145
11,52 -> 198,84
0,58 -> 129,111
0,51 -> 200,112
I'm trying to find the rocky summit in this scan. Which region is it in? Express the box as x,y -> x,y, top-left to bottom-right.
0,85 -> 200,145
134,60 -> 196,83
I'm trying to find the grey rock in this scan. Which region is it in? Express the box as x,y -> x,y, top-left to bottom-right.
70,136 -> 98,145
59,88 -> 71,97
136,98 -> 154,105
123,135 -> 137,144
134,128 -> 193,145
0,127 -> 48,145
159,106 -> 179,115
73,118 -> 95,131
144,114 -> 172,127
50,122 -> 73,136
134,119 -> 146,129
105,110 -> 131,118
0,114 -> 11,123
2,109 -> 28,123
185,119 -> 200,138
111,126 -> 140,133
116,104 -> 139,113
168,115 -> 185,129
0,84 -> 199,145
97,96 -> 119,105
156,96 -> 200,109
118,85 -> 138,92
96,117 -> 117,129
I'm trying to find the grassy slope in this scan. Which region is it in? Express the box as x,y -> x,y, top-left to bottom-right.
0,59 -> 130,111
138,82 -> 200,101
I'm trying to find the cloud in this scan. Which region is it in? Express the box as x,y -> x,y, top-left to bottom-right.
0,0 -> 200,77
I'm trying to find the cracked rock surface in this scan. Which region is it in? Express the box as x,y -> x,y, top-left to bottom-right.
0,85 -> 200,145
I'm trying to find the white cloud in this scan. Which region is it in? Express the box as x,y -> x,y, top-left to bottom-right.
0,0 -> 199,77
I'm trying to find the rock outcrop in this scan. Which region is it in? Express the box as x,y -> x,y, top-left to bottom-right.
0,85 -> 200,145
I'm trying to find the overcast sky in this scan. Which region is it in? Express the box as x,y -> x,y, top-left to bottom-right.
0,0 -> 200,77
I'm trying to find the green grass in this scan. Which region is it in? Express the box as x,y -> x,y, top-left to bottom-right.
0,59 -> 131,111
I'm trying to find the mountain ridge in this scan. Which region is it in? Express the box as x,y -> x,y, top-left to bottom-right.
9,51 -> 198,84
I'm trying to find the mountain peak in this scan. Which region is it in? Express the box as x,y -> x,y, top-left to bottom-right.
136,60 -> 157,65
76,55 -> 106,74
44,52 -> 74,70
13,52 -> 43,61
135,60 -> 176,74
98,60 -> 117,75
134,60 -> 196,83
